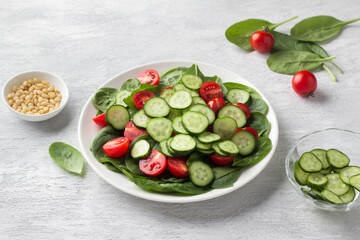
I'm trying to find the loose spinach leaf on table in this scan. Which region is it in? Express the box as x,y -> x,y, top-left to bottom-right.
247,112 -> 270,137
225,16 -> 298,51
290,16 -> 360,42
247,98 -> 268,115
91,126 -> 123,162
49,142 -> 84,175
203,75 -> 228,96
223,82 -> 263,100
211,166 -> 242,189
123,84 -> 159,110
92,88 -> 117,112
233,137 -> 272,167
121,78 -> 141,92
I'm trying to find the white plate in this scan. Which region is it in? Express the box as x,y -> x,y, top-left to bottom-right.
78,60 -> 279,203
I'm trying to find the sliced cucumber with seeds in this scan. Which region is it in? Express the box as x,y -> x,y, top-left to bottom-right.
105,104 -> 130,130
170,134 -> 196,153
212,142 -> 228,156
310,149 -> 330,169
167,108 -> 182,121
320,168 -> 332,175
197,131 -> 221,144
189,104 -> 216,125
192,96 -> 206,105
174,83 -> 199,96
218,105 -> 247,128
143,97 -> 170,118
189,161 -> 214,187
181,74 -> 203,90
323,173 -> 350,195
174,83 -> 187,91
231,130 -> 256,156
226,89 -> 250,104
131,140 -> 150,159
160,87 -> 174,102
115,90 -> 131,107
339,187 -> 355,204
172,116 -> 189,134
198,149 -> 215,155
181,111 -> 209,135
306,173 -> 328,189
213,117 -> 238,140
294,160 -> 310,186
168,90 -> 192,109
301,188 -> 323,200
327,149 -> 350,169
132,109 -> 151,128
146,118 -> 173,142
299,152 -> 322,172
159,139 -> 174,157
219,140 -> 239,155
320,190 -> 343,204
195,138 -> 212,150
349,174 -> 360,191
339,166 -> 360,184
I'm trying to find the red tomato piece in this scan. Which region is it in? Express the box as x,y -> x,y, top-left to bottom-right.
199,82 -> 224,103
139,150 -> 167,176
207,97 -> 226,115
103,137 -> 130,158
92,112 -> 108,127
231,103 -> 251,119
160,86 -> 173,95
250,31 -> 275,53
292,70 -> 317,97
138,69 -> 160,85
167,157 -> 189,178
124,121 -> 147,142
235,127 -> 258,138
133,91 -> 155,109
210,154 -> 234,166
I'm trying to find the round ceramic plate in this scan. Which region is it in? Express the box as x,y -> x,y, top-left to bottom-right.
78,60 -> 279,203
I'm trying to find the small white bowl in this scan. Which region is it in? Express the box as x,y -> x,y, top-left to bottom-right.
2,71 -> 69,122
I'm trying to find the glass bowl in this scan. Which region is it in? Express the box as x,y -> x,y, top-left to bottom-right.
285,128 -> 360,211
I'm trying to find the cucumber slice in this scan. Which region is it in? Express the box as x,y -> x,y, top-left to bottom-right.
115,90 -> 131,107
327,149 -> 350,169
320,190 -> 343,204
168,90 -> 192,109
219,140 -> 239,155
212,142 -> 228,156
172,116 -> 189,134
160,88 -> 174,102
166,138 -> 176,155
159,139 -> 174,157
301,187 -> 323,200
174,83 -> 199,96
181,111 -> 209,135
319,168 -> 332,175
198,149 -> 215,155
306,173 -> 328,189
174,83 -> 187,91
226,89 -> 250,104
130,139 -> 150,159
231,130 -> 256,156
105,104 -> 130,130
181,74 -> 203,90
167,108 -> 182,121
170,134 -> 196,153
299,152 -> 322,172
310,149 -> 330,169
349,174 -> 360,191
195,138 -> 212,150
339,187 -> 355,204
197,131 -> 221,144
189,104 -> 216,125
213,117 -> 238,140
324,173 -> 350,196
132,109 -> 151,128
146,118 -> 173,142
143,97 -> 170,118
218,105 -> 247,128
192,96 -> 206,105
189,161 -> 214,187
339,166 -> 360,184
294,160 -> 310,186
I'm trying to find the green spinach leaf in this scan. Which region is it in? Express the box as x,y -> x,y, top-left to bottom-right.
104,162 -> 122,173
247,98 -> 268,115
101,157 -> 127,171
159,67 -> 188,87
186,151 -> 210,166
291,16 -> 360,42
184,64 -> 205,78
123,84 -> 159,110
49,142 -> 84,175
92,88 -> 117,112
91,126 -> 123,162
233,137 -> 272,167
203,75 -> 228,96
247,113 -> 270,137
121,78 -> 141,92
223,82 -> 263,99
211,166 -> 242,189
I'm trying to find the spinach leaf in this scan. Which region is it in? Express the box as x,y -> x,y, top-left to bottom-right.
186,151 -> 210,166
211,166 -> 242,189
247,113 -> 270,137
92,88 -> 117,112
91,126 -> 123,162
159,66 -> 188,87
266,50 -> 336,75
49,142 -> 84,175
125,134 -> 154,175
101,157 -> 127,171
184,64 -> 205,78
247,98 -> 268,115
121,78 -> 141,92
233,137 -> 272,167
203,75 -> 228,96
123,84 -> 159,110
223,82 -> 262,99
96,110 -> 103,116
104,162 -> 122,173
290,16 -> 360,42
225,16 -> 298,51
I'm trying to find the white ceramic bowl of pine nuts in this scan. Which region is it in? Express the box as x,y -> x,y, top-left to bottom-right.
2,71 -> 69,122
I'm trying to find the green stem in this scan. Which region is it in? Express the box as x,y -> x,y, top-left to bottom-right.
293,56 -> 336,63
341,17 -> 360,26
270,16 -> 299,30
329,60 -> 343,74
326,17 -> 360,29
322,64 -> 337,82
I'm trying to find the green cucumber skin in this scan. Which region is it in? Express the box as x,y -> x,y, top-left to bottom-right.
105,104 -> 130,130
189,161 -> 214,187
298,152 -> 322,173
327,149 -> 350,169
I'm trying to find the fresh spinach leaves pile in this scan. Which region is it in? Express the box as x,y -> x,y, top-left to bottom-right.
226,15 -> 360,81
90,64 -> 272,195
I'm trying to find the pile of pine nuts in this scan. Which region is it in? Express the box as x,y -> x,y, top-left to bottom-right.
7,78 -> 62,115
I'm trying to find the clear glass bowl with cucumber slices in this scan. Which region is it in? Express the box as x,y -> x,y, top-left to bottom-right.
286,128 -> 360,211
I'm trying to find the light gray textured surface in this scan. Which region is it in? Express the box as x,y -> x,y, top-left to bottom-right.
1,0 -> 360,239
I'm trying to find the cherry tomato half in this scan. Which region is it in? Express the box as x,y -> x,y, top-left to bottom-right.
160,86 -> 173,95
292,70 -> 317,97
138,69 -> 160,85
92,112 -> 108,127
207,97 -> 226,115
210,154 -> 234,166
231,103 -> 251,119
167,157 -> 189,178
199,82 -> 224,103
250,31 -> 275,53
235,127 -> 258,138
139,150 -> 167,176
103,137 -> 130,158
124,121 -> 147,142
133,91 -> 155,109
